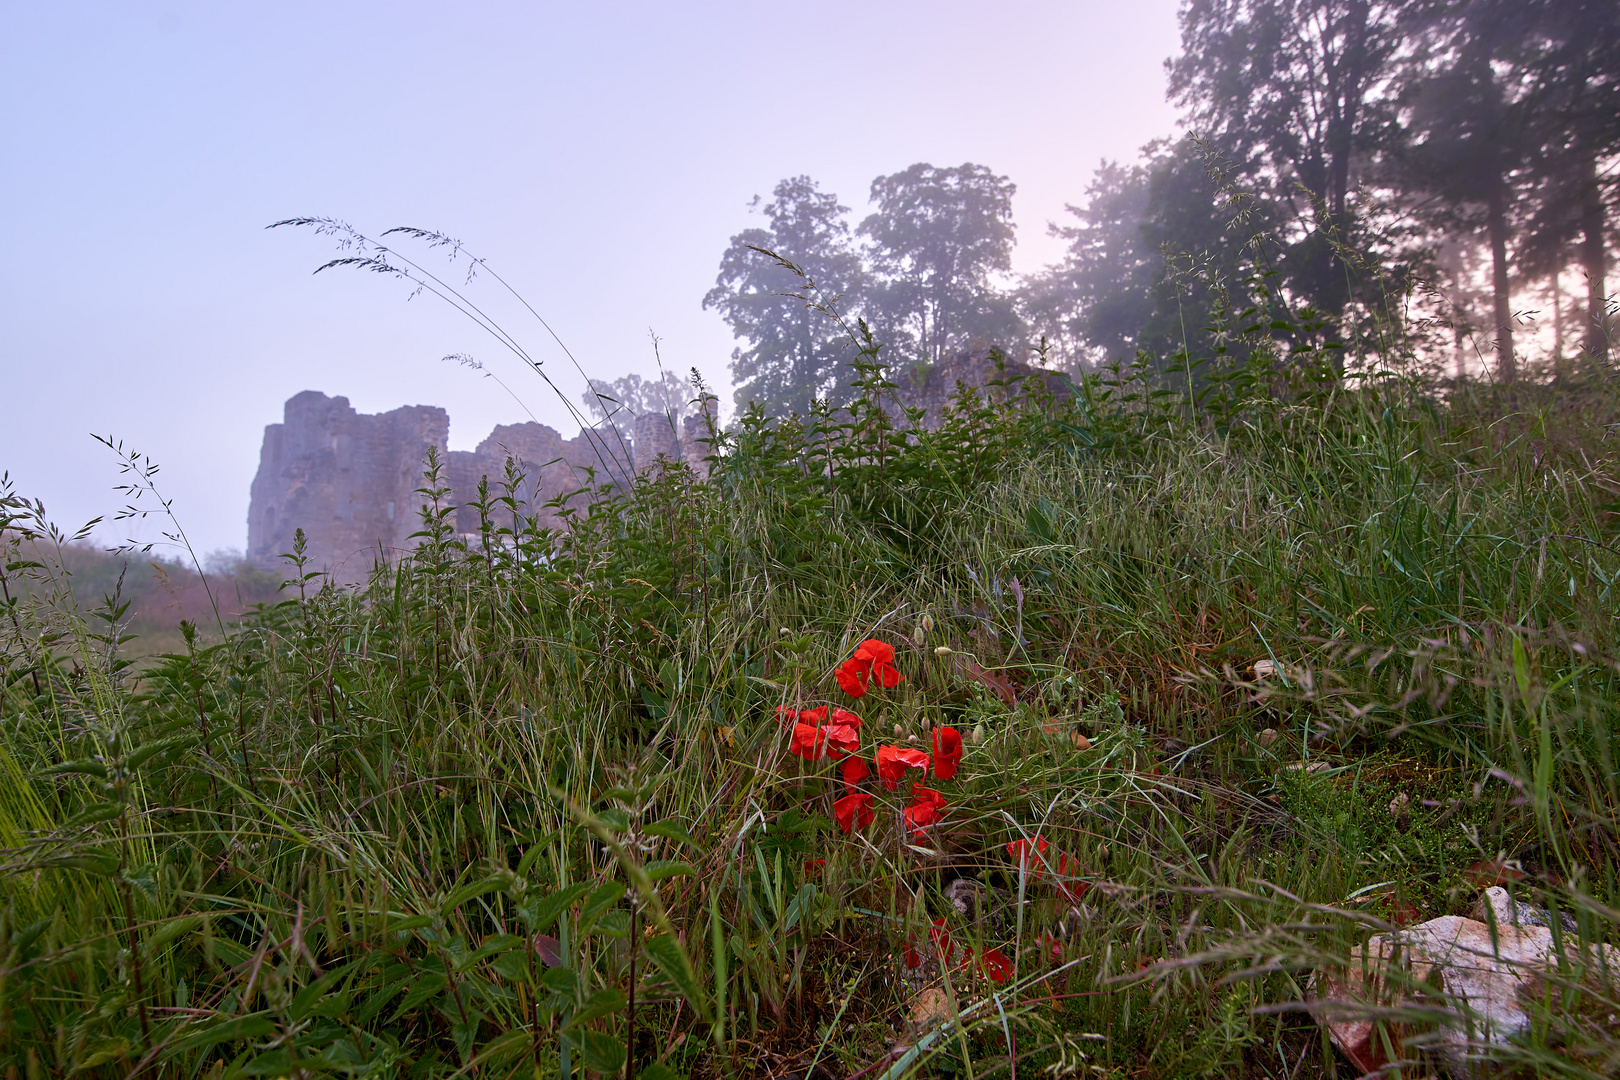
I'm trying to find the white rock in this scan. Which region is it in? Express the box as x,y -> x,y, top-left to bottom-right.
1470,886 -> 1576,933
1313,913 -> 1619,1077
1388,792 -> 1410,818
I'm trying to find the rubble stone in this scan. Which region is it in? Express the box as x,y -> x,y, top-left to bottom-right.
1313,910 -> 1619,1076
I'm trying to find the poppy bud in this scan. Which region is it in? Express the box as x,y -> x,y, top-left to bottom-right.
934,645 -> 952,655
912,626 -> 925,646
971,723 -> 986,745
921,614 -> 934,632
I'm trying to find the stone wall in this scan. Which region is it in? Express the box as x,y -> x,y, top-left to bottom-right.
247,392 -> 450,582
245,359 -> 1053,583
247,391 -> 711,583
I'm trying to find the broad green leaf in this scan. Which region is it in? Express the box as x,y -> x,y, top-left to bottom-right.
644,932 -> 709,1020
578,1031 -> 626,1075
175,1014 -> 277,1051
289,958 -> 362,1020
580,881 -> 625,923
540,967 -> 580,996
41,759 -> 107,779
644,860 -> 695,882
644,821 -> 699,847
472,1031 -> 533,1071
61,802 -> 123,829
594,910 -> 630,938
232,1048 -> 292,1076
459,933 -> 523,971
527,881 -> 592,932
144,915 -> 204,956
560,988 -> 626,1030
125,733 -> 199,769
35,851 -> 120,876
440,876 -> 508,914
389,973 -> 448,1018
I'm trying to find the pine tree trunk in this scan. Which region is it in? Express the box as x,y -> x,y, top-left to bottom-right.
1580,154 -> 1609,362
1487,180 -> 1515,383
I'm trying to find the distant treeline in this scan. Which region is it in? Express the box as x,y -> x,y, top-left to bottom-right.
702,0 -> 1616,412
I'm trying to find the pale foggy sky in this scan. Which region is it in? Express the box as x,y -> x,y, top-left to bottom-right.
1,1 -> 1180,557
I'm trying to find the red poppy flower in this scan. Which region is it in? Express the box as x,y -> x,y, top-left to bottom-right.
821,722 -> 861,758
904,786 -> 948,835
831,708 -> 862,729
929,918 -> 955,963
875,745 -> 931,790
841,755 -> 870,792
1007,836 -> 1050,879
775,705 -> 799,725
799,706 -> 829,724
790,723 -> 828,761
904,942 -> 922,969
836,639 -> 904,697
978,948 -> 1014,984
931,726 -> 964,780
833,792 -> 875,833
804,859 -> 826,877
1054,853 -> 1091,902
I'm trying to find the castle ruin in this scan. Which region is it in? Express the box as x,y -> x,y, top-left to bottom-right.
246,350 -> 1064,582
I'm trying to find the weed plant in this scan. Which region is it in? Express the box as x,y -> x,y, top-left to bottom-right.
2,251 -> 1619,1079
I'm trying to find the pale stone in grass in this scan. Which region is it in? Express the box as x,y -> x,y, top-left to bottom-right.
1388,792 -> 1410,818
1313,910 -> 1620,1077
1254,658 -> 1278,679
1258,728 -> 1279,747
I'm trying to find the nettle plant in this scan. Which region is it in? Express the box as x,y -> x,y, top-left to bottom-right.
777,639 -> 1091,991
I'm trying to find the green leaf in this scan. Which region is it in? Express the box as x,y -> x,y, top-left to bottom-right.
580,881 -> 625,924
644,860 -> 695,882
597,807 -> 631,831
644,821 -> 699,847
561,988 -> 626,1030
389,973 -> 448,1019
289,958 -> 362,1020
231,1049 -> 292,1076
35,850 -> 120,876
578,1030 -> 626,1075
527,881 -> 592,933
144,915 -> 204,956
1513,634 -> 1532,698
489,952 -> 528,982
125,733 -> 199,770
593,910 -> 630,938
41,759 -> 107,779
639,1065 -> 686,1080
645,932 -> 709,1019
473,1031 -> 533,1071
60,802 -> 123,829
516,834 -> 558,878
540,967 -> 580,996
176,1014 -> 278,1051
440,876 -> 508,915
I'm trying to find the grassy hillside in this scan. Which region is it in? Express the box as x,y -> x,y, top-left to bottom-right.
2,340 -> 1619,1078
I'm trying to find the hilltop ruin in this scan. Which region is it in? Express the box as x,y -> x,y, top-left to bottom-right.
246,350 -> 1065,582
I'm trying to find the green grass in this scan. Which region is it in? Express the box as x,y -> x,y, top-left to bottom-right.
3,332 -> 1620,1079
